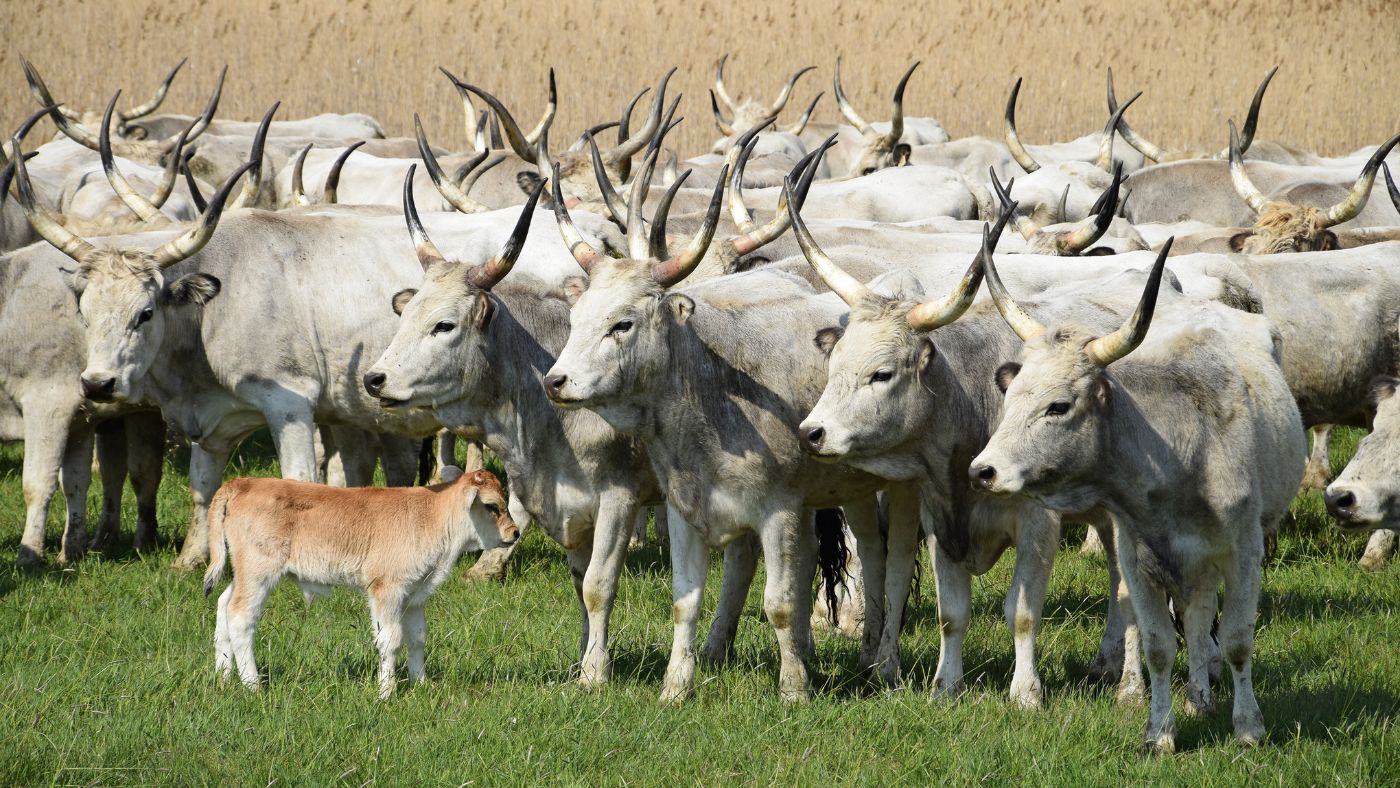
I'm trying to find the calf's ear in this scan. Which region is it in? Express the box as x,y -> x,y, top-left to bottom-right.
1317,230 -> 1339,251
813,326 -> 844,356
561,275 -> 588,305
391,288 -> 418,316
994,361 -> 1020,393
164,273 -> 222,305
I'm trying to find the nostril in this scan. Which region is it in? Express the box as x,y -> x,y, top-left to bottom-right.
544,374 -> 567,395
805,426 -> 825,448
1327,490 -> 1357,513
80,376 -> 116,400
977,466 -> 996,481
363,371 -> 386,395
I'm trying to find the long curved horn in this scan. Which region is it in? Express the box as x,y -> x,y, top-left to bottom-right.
523,68 -> 557,146
10,138 -> 99,261
290,143 -> 313,206
1,105 -> 53,170
1384,162 -> 1400,214
649,169 -> 691,259
551,162 -> 603,272
982,217 -> 1048,342
710,90 -> 736,136
725,118 -> 777,233
20,57 -> 83,122
467,177 -> 543,289
713,54 -> 738,113
786,92 -> 823,136
729,136 -> 830,256
449,78 -> 538,162
1323,131 -> 1400,227
415,114 -> 490,214
570,121 -> 619,153
884,61 -> 919,146
120,58 -> 187,121
457,153 -> 502,196
651,164 -> 727,286
0,152 -> 38,205
907,220 -> 1001,331
229,101 -> 278,209
402,164 -> 447,271
180,149 -> 207,212
618,87 -> 649,146
100,92 -> 190,221
1004,78 -> 1041,173
1228,120 -> 1269,214
150,160 -> 253,268
612,68 -> 676,160
989,167 -> 1039,240
472,110 -> 489,154
1095,90 -> 1140,171
1106,67 -> 1166,162
323,140 -> 365,204
1054,162 -> 1123,254
440,67 -> 478,146
786,174 -> 869,306
770,66 -> 817,116
1084,239 -> 1171,366
833,57 -> 874,134
588,132 -> 628,225
160,66 -> 225,151
1218,65 -> 1278,158
627,148 -> 659,259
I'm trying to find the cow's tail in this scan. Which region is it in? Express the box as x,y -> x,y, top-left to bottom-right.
416,437 -> 435,486
814,507 -> 850,626
202,486 -> 235,598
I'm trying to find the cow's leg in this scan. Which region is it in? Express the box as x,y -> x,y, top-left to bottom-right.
630,508 -> 647,549
432,430 -> 458,482
227,572 -> 274,690
1005,509 -> 1058,709
1115,528 -> 1178,755
833,499 -> 881,667
1222,526 -> 1267,747
266,402 -> 319,482
125,412 -> 165,552
379,434 -> 420,487
653,505 -> 670,547
403,603 -> 428,685
175,445 -> 232,570
18,405 -> 75,567
214,585 -> 235,683
1360,529 -> 1398,572
1300,424 -> 1332,491
564,544 -> 591,665
92,418 -> 128,552
661,505 -> 709,704
324,426 -> 374,487
579,496 -> 637,688
1080,525 -> 1105,556
930,537 -> 972,701
368,591 -> 406,699
871,485 -> 918,685
1181,578 -> 1220,718
57,423 -> 95,564
702,532 -> 759,665
758,508 -> 815,703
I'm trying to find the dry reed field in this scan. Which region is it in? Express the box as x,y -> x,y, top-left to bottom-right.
4,0 -> 1398,157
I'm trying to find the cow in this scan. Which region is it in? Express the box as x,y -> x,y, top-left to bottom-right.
1325,371 -> 1400,544
825,59 -> 926,177
709,54 -> 819,145
21,57 -> 187,138
203,468 -> 519,698
969,240 -> 1305,753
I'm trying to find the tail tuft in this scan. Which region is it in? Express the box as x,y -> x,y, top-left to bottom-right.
813,508 -> 850,627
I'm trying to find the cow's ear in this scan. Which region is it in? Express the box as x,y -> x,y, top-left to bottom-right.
813,326 -> 844,356
1318,230 -> 1340,251
165,273 -> 221,305
391,288 -> 418,316
665,293 -> 695,324
917,336 -> 937,371
562,275 -> 588,305
894,143 -> 912,166
994,361 -> 1020,393
517,172 -> 545,198
1083,246 -> 1116,256
1370,375 -> 1400,408
60,267 -> 88,295
1094,375 -> 1113,407
1228,232 -> 1252,253
470,290 -> 495,329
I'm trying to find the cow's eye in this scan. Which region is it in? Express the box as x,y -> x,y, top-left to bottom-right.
869,369 -> 894,384
136,308 -> 153,325
432,321 -> 456,335
1046,401 -> 1071,417
609,319 -> 633,336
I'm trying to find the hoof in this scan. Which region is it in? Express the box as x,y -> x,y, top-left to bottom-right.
1009,676 -> 1044,710
1234,712 -> 1266,747
1183,685 -> 1217,718
462,562 -> 508,584
1087,652 -> 1124,686
1360,552 -> 1392,573
930,678 -> 964,703
16,546 -> 45,568
1142,735 -> 1176,757
658,684 -> 693,706
172,552 -> 207,572
1116,676 -> 1147,706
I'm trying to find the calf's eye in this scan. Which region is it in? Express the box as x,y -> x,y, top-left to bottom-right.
609,319 -> 633,336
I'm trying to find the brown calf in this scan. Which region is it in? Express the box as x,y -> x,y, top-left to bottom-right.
203,469 -> 519,698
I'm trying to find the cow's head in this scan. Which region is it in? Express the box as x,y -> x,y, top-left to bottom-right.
9,140 -> 247,402
991,162 -> 1125,257
1325,375 -> 1400,530
835,59 -> 918,177
969,240 -> 1172,513
363,167 -> 542,413
796,197 -> 1004,477
710,54 -> 818,144
1229,123 -> 1400,254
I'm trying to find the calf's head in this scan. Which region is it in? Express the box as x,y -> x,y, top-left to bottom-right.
458,469 -> 521,548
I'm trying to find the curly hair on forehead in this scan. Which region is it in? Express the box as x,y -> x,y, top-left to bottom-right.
1241,200 -> 1329,254
73,245 -> 162,279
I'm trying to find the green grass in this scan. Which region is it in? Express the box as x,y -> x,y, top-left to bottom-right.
1,429 -> 1398,785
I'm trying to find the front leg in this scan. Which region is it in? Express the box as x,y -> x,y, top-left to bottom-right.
125,411 -> 166,551
58,424 -> 95,564
579,495 -> 639,688
403,604 -> 428,684
930,535 -> 972,701
1114,525 -> 1179,755
175,444 -> 232,570
1181,579 -> 1220,718
758,508 -> 816,703
871,485 -> 919,686
565,544 -> 592,670
92,418 -> 128,552
702,532 -> 759,665
838,497 -> 884,669
661,505 -> 709,704
265,400 -> 319,482
1004,506 -> 1058,709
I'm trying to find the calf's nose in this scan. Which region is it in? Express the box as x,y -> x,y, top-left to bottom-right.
80,375 -> 116,401
363,371 -> 387,396
969,464 -> 997,491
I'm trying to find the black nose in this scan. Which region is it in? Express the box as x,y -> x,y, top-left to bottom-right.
969,464 -> 996,490
80,376 -> 116,401
801,426 -> 825,453
1325,489 -> 1358,519
543,374 -> 567,398
363,371 -> 387,396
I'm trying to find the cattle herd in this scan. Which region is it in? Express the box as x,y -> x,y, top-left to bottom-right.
3,55 -> 1400,755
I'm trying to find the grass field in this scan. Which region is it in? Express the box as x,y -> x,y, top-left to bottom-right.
1,429 -> 1398,783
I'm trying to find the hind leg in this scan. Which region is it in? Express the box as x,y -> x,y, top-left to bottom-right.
378,434 -> 420,487
1300,424 -> 1332,491
1181,578 -> 1220,718
214,585 -> 235,683
872,486 -> 920,685
176,445 -> 232,570
702,532 -> 759,665
126,412 -> 165,552
1222,526 -> 1267,747
839,497 -> 884,670
58,424 -> 95,564
227,574 -> 275,690
92,419 -> 128,552
369,589 -> 406,699
930,538 -> 972,701
403,604 -> 427,684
